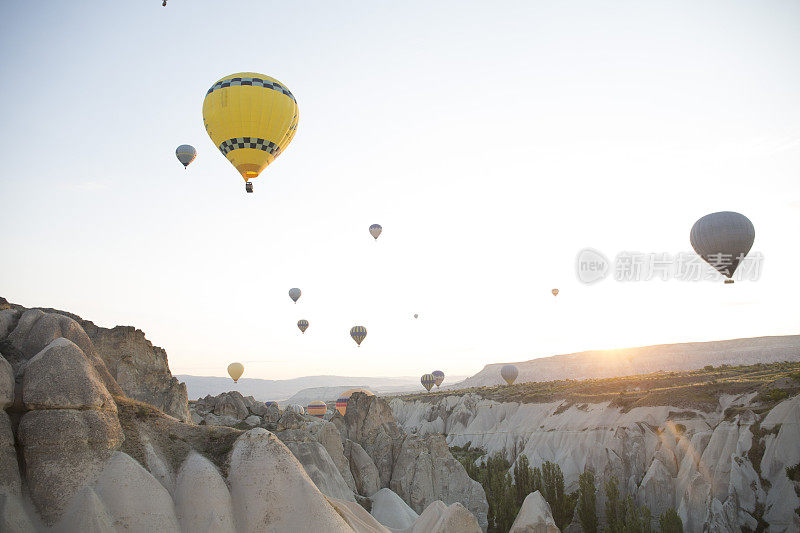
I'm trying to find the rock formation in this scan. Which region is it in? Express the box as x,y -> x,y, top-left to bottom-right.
333,392 -> 489,530
0,298 -> 489,532
509,491 -> 560,533
391,390 -> 800,531
2,299 -> 189,421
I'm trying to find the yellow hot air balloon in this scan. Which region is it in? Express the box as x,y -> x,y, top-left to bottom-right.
227,362 -> 244,383
202,72 -> 298,193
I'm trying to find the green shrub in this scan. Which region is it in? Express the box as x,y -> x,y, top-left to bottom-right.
658,508 -> 683,532
577,470 -> 598,533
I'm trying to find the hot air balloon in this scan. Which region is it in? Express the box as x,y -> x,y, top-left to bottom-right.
690,211 -> 755,282
227,362 -> 244,383
421,374 -> 436,391
289,288 -> 301,303
175,145 -> 196,169
202,72 -> 298,193
350,326 -> 367,347
297,320 -> 309,334
335,388 -> 374,416
432,370 -> 445,388
413,314 -> 419,319
307,400 -> 327,418
286,404 -> 305,415
552,289 -> 559,297
369,224 -> 382,240
501,364 -> 518,386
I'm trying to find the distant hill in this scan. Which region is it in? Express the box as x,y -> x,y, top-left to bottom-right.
176,374 -> 458,402
452,335 -> 800,388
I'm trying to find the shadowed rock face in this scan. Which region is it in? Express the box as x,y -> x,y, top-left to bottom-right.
335,393 -> 489,531
391,390 -> 800,532
17,338 -> 124,525
0,298 -> 492,532
1,299 -> 189,422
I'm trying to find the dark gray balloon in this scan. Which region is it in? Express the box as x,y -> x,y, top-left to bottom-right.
500,364 -> 518,385
690,212 -> 755,279
175,145 -> 196,168
289,288 -> 301,303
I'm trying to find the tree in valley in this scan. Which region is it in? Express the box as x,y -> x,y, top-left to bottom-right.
542,461 -> 578,530
603,476 -> 653,533
577,469 -> 598,533
658,508 -> 683,533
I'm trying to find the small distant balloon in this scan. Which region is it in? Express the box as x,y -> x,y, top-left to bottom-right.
500,364 -> 518,386
307,400 -> 327,418
297,320 -> 309,334
421,374 -> 436,392
432,370 -> 445,388
289,288 -> 302,303
175,145 -> 196,168
227,362 -> 244,383
413,313 -> 419,319
335,388 -> 374,416
350,326 -> 367,347
690,211 -> 755,281
286,404 -> 305,415
369,224 -> 382,240
552,289 -> 559,297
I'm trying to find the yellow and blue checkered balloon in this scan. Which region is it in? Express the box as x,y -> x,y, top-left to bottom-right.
350,326 -> 367,346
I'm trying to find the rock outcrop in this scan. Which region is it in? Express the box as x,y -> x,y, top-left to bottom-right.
18,338 -> 123,525
405,500 -> 482,533
1,300 -> 189,422
370,488 -> 419,530
335,392 -> 489,531
391,391 -> 800,532
0,298 -> 494,532
509,491 -> 560,533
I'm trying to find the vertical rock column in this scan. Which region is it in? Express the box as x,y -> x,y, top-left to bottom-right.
17,338 -> 123,525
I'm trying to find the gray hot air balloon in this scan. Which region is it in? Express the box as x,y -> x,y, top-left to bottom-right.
175,145 -> 196,168
286,404 -> 305,415
289,288 -> 302,303
501,364 -> 518,386
690,212 -> 755,281
369,224 -> 382,240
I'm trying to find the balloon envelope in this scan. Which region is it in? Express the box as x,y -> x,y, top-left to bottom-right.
227,362 -> 244,382
690,211 -> 755,279
202,72 -> 298,184
421,374 -> 436,391
307,400 -> 327,418
350,326 -> 367,346
369,224 -> 382,240
501,364 -> 518,386
297,319 -> 309,333
286,404 -> 305,415
431,370 -> 445,387
175,144 -> 196,167
552,289 -> 559,296
289,288 -> 301,303
335,388 -> 374,416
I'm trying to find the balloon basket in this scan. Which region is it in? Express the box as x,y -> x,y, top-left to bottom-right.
245,182 -> 253,193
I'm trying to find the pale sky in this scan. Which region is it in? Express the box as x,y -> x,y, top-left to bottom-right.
1,1 -> 798,380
